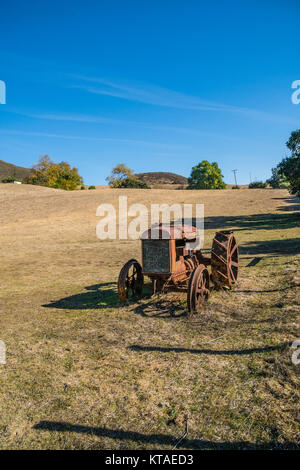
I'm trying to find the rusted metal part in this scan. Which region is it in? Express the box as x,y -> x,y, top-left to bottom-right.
117,225 -> 239,312
151,276 -> 169,294
187,264 -> 210,313
184,257 -> 195,278
211,231 -> 239,288
194,251 -> 211,267
141,223 -> 197,240
118,259 -> 144,302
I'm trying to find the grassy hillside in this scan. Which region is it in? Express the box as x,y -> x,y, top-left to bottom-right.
0,185 -> 299,449
0,160 -> 31,181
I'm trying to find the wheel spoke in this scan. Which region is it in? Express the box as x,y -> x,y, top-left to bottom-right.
230,243 -> 238,256
229,264 -> 235,281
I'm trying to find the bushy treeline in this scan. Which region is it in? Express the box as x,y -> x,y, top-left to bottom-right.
5,129 -> 299,194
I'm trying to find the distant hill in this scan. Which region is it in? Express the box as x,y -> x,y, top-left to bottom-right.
0,160 -> 32,181
136,172 -> 188,188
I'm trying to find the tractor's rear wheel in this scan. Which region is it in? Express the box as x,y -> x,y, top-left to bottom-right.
187,264 -> 210,314
118,259 -> 144,302
211,231 -> 239,289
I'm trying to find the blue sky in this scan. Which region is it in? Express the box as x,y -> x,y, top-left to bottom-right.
0,0 -> 299,185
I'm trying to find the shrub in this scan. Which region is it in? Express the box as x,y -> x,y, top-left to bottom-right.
232,185 -> 240,189
80,185 -> 85,190
248,181 -> 267,189
2,176 -> 18,183
119,178 -> 149,188
88,185 -> 96,190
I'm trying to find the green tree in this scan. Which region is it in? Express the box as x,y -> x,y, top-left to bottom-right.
267,168 -> 289,189
106,163 -> 149,188
27,155 -> 83,190
278,130 -> 300,197
187,160 -> 226,189
286,129 -> 300,153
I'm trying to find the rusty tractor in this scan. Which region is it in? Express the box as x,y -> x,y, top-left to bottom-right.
118,224 -> 239,313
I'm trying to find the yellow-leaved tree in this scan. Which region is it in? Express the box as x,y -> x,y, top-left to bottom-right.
27,155 -> 83,190
106,163 -> 149,188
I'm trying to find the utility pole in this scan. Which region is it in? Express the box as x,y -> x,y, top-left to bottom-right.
232,169 -> 238,186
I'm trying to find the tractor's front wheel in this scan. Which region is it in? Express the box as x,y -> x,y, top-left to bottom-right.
187,264 -> 210,314
118,259 -> 144,302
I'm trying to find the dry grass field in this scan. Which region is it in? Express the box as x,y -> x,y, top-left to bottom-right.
0,184 -> 299,450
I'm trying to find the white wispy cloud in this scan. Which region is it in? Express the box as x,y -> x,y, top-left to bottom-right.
71,75 -> 299,125
5,108 -> 248,142
5,108 -> 121,125
17,111 -> 116,124
1,51 -> 297,125
71,76 -> 237,111
0,129 -> 190,149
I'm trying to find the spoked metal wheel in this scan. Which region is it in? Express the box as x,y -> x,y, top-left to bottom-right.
187,264 -> 210,314
118,259 -> 144,302
211,231 -> 239,289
